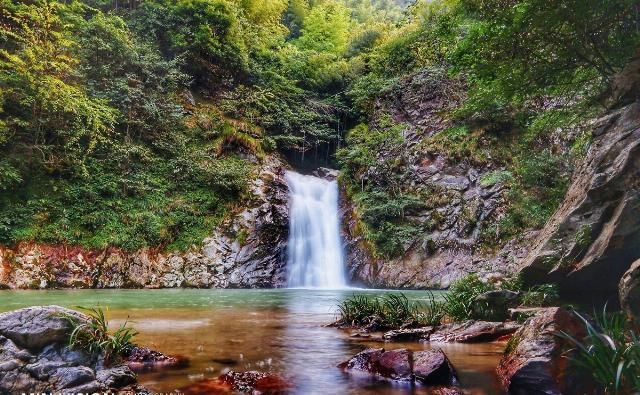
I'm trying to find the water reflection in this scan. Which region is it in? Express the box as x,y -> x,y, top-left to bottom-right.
0,289 -> 505,394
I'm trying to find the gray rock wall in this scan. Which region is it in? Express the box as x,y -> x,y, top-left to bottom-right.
519,102 -> 640,295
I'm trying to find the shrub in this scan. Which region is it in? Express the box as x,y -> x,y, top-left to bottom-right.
335,292 -> 444,329
521,284 -> 559,307
558,307 -> 640,394
62,306 -> 138,364
442,274 -> 494,321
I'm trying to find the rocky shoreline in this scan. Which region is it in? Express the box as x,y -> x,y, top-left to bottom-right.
336,307 -> 592,395
0,305 -> 292,394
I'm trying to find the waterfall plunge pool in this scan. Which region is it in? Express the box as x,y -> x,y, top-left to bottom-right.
0,288 -> 505,394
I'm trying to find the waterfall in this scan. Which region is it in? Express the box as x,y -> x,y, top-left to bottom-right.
285,171 -> 347,288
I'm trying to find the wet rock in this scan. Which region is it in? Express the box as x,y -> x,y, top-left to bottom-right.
49,366 -> 95,388
496,307 -> 594,394
339,348 -> 460,388
312,167 -> 340,181
412,349 -> 459,386
0,305 -> 85,351
339,348 -> 412,381
430,321 -> 520,343
620,259 -> 640,324
0,306 -> 164,392
473,290 -> 521,321
122,345 -> 189,372
181,371 -> 291,394
96,365 -> 137,388
383,327 -> 434,342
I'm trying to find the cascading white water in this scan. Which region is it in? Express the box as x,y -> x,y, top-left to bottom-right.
285,171 -> 347,288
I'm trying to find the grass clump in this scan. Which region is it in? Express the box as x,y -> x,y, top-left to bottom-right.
442,274 -> 493,321
335,274 -> 561,329
63,306 -> 138,364
521,284 -> 559,307
559,306 -> 640,394
335,292 -> 444,330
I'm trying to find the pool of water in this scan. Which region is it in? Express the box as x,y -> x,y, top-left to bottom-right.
0,289 -> 506,394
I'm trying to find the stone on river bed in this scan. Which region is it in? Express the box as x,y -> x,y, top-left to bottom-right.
0,305 -> 178,393
339,347 -> 459,387
180,370 -> 291,394
382,321 -> 520,343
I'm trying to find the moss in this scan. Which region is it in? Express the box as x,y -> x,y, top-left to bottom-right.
504,333 -> 522,355
236,228 -> 249,246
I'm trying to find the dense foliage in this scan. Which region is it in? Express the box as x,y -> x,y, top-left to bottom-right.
1,0 -> 638,253
0,0 -> 405,250
337,0 -> 640,257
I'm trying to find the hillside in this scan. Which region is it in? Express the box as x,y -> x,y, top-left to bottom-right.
0,0 -> 639,294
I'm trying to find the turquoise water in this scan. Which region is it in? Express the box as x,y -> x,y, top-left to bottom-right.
0,289 -> 505,394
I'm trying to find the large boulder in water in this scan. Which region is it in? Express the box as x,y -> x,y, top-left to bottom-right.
519,102 -> 640,295
339,347 -> 459,387
496,307 -> 594,394
0,305 -> 150,393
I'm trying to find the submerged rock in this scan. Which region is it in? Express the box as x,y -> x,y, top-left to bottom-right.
180,371 -> 291,394
339,347 -> 459,387
496,307 -> 594,394
429,321 -> 520,343
122,345 -> 189,372
0,306 -> 149,393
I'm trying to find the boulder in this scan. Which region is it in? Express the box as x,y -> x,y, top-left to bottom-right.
430,321 -> 520,343
339,348 -> 412,381
620,259 -> 640,325
339,347 -> 459,387
472,290 -> 521,321
0,305 -> 85,351
412,349 -> 459,386
519,102 -> 640,296
496,307 -> 594,394
0,306 -> 170,393
383,327 -> 434,342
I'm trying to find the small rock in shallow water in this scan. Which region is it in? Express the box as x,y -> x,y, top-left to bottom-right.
383,327 -> 434,342
122,345 -> 189,372
339,347 -> 460,388
430,320 -> 520,343
412,349 -> 459,386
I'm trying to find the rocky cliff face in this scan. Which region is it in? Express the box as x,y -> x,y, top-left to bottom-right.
0,157 -> 289,289
519,102 -> 640,295
341,70 -> 535,288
